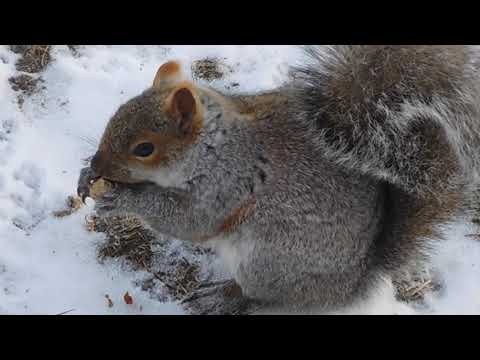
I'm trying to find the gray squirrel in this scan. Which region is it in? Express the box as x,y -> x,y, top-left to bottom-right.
78,46 -> 480,313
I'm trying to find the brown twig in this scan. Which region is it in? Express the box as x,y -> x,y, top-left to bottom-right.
40,45 -> 51,68
465,234 -> 480,240
56,308 -> 76,315
406,280 -> 432,298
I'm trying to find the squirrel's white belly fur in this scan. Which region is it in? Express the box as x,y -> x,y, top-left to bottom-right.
206,231 -> 256,279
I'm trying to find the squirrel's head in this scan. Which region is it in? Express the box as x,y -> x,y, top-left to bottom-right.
90,61 -> 204,186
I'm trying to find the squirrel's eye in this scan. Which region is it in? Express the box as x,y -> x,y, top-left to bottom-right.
133,142 -> 155,157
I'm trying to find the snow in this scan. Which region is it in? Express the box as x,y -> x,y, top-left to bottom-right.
0,45 -> 479,315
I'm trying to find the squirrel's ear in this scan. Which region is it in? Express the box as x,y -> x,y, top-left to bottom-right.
169,87 -> 198,134
153,61 -> 184,88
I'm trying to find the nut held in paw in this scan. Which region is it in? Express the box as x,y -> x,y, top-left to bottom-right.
89,178 -> 114,200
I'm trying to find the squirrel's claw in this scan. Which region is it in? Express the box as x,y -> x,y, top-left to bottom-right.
94,188 -> 122,215
80,193 -> 88,204
95,203 -> 116,212
100,192 -> 118,200
181,279 -> 262,315
77,167 -> 98,204
77,186 -> 90,204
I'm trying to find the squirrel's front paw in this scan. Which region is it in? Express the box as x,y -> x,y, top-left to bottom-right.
94,184 -> 134,217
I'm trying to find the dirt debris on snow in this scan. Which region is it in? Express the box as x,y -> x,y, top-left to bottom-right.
90,215 -> 156,270
394,276 -> 442,304
85,213 -> 218,306
9,74 -> 45,96
8,45 -> 52,108
10,45 -> 51,74
52,196 -> 84,218
66,45 -> 82,57
191,57 -> 233,82
468,185 -> 480,241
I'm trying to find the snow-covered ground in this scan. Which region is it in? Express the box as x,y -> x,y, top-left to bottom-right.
0,45 -> 479,315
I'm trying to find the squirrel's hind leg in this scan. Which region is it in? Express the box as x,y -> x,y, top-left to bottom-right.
180,279 -> 263,315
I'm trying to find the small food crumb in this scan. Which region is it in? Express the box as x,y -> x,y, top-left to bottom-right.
105,294 -> 114,308
85,215 -> 97,232
124,291 -> 133,305
52,196 -> 84,217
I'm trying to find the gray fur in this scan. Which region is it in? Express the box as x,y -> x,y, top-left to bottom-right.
290,45 -> 480,196
83,46 -> 480,312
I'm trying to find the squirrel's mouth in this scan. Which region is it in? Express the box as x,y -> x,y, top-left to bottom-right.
89,175 -> 102,184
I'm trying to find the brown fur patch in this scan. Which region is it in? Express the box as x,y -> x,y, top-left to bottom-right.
90,148 -> 118,180
374,184 -> 464,274
405,190 -> 462,242
129,131 -> 176,167
229,91 -> 289,122
153,61 -> 182,88
326,46 -> 469,116
128,126 -> 200,169
188,198 -> 257,242
125,85 -> 204,169
218,198 -> 257,234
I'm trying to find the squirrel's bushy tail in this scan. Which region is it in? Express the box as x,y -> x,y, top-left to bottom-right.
290,45 -> 480,199
289,45 -> 480,274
